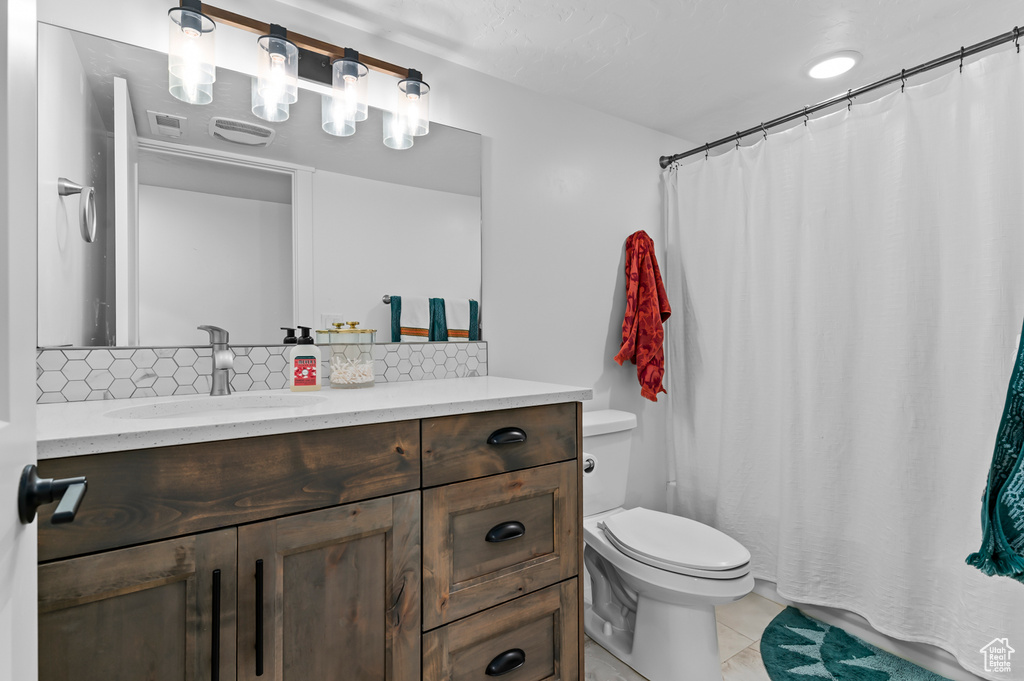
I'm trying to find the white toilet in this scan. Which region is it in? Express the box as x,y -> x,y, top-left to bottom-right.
582,410 -> 753,681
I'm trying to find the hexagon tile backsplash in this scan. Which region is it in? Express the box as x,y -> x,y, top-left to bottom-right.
36,342 -> 488,403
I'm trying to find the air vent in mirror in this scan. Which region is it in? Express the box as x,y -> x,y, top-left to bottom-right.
208,117 -> 276,147
147,110 -> 186,139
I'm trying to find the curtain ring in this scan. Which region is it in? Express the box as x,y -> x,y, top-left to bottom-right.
1015,26 -> 1020,54
847,89 -> 853,111
736,132 -> 741,150
705,143 -> 709,160
960,46 -> 965,72
901,68 -> 907,93
803,106 -> 809,126
761,123 -> 768,140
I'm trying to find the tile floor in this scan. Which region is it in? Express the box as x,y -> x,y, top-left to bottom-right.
584,592 -> 785,681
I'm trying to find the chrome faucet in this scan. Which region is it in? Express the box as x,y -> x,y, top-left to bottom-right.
198,325 -> 233,396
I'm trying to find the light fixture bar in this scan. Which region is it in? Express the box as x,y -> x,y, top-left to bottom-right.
187,2 -> 411,79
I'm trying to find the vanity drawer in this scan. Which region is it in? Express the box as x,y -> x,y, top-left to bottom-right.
37,420 -> 420,562
421,403 -> 578,487
423,461 -> 578,629
423,580 -> 578,681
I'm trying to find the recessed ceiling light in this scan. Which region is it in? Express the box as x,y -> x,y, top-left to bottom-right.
807,51 -> 861,79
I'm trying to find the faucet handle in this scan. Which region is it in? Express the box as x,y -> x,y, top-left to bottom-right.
198,325 -> 230,344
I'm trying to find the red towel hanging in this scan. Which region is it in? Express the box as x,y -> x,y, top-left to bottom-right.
614,230 -> 672,402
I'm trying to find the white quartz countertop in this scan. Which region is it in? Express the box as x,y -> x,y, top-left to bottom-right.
36,376 -> 593,459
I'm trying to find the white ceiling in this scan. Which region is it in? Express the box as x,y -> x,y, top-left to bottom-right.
274,0 -> 1024,144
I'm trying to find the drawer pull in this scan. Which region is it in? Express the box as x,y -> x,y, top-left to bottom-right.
485,521 -> 526,543
487,427 -> 527,445
212,569 -> 221,681
486,648 -> 526,676
255,559 -> 264,676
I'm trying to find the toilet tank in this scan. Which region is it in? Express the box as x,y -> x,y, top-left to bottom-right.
582,410 -> 637,516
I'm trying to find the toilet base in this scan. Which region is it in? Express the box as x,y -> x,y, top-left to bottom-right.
585,595 -> 723,681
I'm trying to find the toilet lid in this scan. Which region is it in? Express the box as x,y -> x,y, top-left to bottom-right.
601,508 -> 751,577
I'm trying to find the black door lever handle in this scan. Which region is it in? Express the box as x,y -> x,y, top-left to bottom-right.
18,464 -> 88,524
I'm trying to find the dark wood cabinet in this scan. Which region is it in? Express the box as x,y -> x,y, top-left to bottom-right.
422,461 -> 578,629
237,492 -> 420,681
38,529 -> 237,681
37,401 -> 582,681
423,581 -> 579,681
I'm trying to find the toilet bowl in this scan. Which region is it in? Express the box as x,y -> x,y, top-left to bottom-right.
582,410 -> 753,681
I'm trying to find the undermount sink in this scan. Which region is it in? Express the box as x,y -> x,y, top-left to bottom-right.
106,394 -> 329,420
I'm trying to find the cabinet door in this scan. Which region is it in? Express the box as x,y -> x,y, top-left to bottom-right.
38,528 -> 237,681
238,492 -> 420,681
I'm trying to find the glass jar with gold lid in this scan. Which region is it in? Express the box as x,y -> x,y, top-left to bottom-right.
316,322 -> 376,388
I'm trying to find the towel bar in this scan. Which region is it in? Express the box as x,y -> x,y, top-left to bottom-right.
57,177 -> 97,243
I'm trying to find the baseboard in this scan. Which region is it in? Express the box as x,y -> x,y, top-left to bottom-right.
752,580 -> 986,681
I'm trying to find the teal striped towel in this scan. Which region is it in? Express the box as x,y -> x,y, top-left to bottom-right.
967,319 -> 1024,583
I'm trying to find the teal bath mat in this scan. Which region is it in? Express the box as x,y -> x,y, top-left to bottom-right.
760,607 -> 951,680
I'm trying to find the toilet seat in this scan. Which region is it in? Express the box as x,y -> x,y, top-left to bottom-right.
600,507 -> 751,580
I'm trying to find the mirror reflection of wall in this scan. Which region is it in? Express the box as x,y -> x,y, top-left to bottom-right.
36,23 -> 482,349
137,151 -> 292,346
37,22 -> 112,347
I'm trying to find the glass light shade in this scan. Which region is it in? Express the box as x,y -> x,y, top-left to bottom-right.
167,6 -> 216,105
397,74 -> 430,136
383,110 -> 413,150
251,77 -> 289,122
169,71 -> 213,105
252,34 -> 298,122
322,55 -> 368,136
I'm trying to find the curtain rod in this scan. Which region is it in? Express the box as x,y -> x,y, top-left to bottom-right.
659,24 -> 1024,169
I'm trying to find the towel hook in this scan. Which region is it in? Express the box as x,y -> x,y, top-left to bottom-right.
382,294 -> 392,304
57,177 -> 97,244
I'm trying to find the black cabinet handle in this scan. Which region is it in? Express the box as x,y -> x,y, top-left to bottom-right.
212,570 -> 221,681
485,521 -> 526,543
486,648 -> 526,676
255,559 -> 264,677
17,464 -> 88,525
487,427 -> 527,445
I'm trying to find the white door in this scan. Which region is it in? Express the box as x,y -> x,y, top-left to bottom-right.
114,76 -> 139,345
0,1 -> 39,681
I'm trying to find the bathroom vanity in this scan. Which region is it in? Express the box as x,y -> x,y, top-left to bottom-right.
34,377 -> 591,681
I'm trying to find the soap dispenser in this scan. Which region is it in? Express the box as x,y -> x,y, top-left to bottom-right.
280,327 -> 297,344
288,326 -> 320,391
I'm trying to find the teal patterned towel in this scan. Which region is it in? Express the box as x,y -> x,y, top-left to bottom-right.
967,318 -> 1024,583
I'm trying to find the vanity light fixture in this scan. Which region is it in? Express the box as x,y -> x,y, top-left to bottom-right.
167,0 -> 216,105
322,48 -> 369,137
397,69 -> 430,137
165,1 -> 429,148
383,69 -> 429,149
252,25 -> 299,123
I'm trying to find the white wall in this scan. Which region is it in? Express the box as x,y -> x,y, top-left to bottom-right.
137,185 -> 292,346
37,22 -> 111,346
311,170 -> 480,337
38,0 -> 693,509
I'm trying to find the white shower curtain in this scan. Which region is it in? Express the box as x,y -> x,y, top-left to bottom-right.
665,47 -> 1024,679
